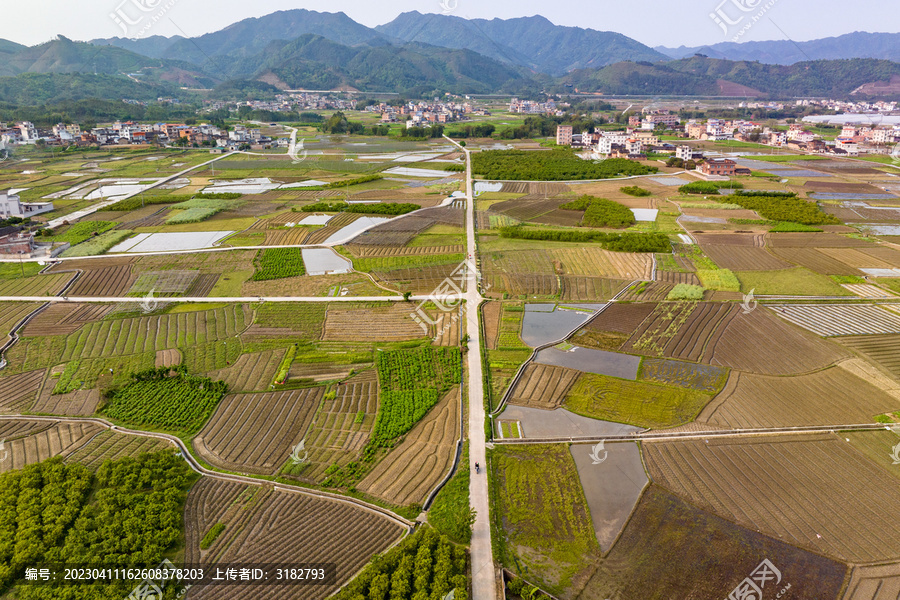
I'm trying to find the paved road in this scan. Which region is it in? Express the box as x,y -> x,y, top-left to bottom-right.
46,152 -> 238,229
444,135 -> 496,600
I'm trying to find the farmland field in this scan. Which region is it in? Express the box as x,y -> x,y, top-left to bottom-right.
194,387 -> 323,474
771,304 -> 900,336
103,367 -> 228,434
58,304 -> 252,361
708,306 -> 849,374
736,267 -> 853,296
643,433 -> 900,562
31,386 -> 100,416
699,244 -> 793,271
358,386 -> 459,506
621,301 -> 740,362
322,304 -> 425,341
0,421 -> 102,473
183,482 -> 406,600
843,562 -> 900,600
0,370 -> 45,412
52,259 -> 137,297
565,372 -> 715,429
20,303 -> 112,336
289,370 -> 378,483
837,334 -> 900,378
490,444 -> 601,596
0,272 -> 73,296
699,365 -> 900,428
64,429 -> 174,470
508,363 -> 580,410
207,348 -> 286,392
577,485 -> 846,600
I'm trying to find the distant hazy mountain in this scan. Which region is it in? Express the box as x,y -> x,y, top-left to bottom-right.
0,38 -> 26,56
657,32 -> 900,65
89,35 -> 185,59
556,57 -> 900,97
223,34 -> 529,95
376,12 -> 668,75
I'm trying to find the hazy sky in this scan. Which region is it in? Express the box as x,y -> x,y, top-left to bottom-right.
6,0 -> 900,48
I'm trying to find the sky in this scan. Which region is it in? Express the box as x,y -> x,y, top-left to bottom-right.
6,0 -> 900,48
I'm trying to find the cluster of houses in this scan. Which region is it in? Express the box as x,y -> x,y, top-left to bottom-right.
366,100 -> 485,127
508,98 -> 566,116
557,125 -> 664,159
0,121 -> 278,151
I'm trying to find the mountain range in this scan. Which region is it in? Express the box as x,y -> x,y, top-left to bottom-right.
657,31 -> 900,65
0,10 -> 898,102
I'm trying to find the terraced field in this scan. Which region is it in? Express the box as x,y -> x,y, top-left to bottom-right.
0,369 -> 45,412
186,484 -> 405,600
31,387 -> 100,416
65,429 -> 174,469
508,363 -> 580,410
644,433 -> 900,563
194,388 -> 322,474
58,304 -> 251,360
773,304 -> 900,336
358,387 -> 459,506
0,272 -> 73,296
698,366 -> 899,428
207,348 -> 286,392
0,420 -> 101,473
22,303 -> 112,336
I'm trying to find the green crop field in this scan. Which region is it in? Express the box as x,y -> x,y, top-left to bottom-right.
103,366 -> 228,434
252,248 -> 307,281
58,305 -> 250,361
565,372 -> 714,429
736,267 -> 853,296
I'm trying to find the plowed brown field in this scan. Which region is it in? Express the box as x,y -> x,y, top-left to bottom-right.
194,388 -> 322,475
508,364 -> 580,409
644,433 -> 900,563
358,387 -> 460,506
698,366 -> 899,428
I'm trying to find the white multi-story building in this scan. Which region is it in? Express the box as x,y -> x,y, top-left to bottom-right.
0,190 -> 54,218
17,122 -> 38,141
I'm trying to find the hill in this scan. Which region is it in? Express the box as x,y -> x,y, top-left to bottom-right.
377,12 -> 668,75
